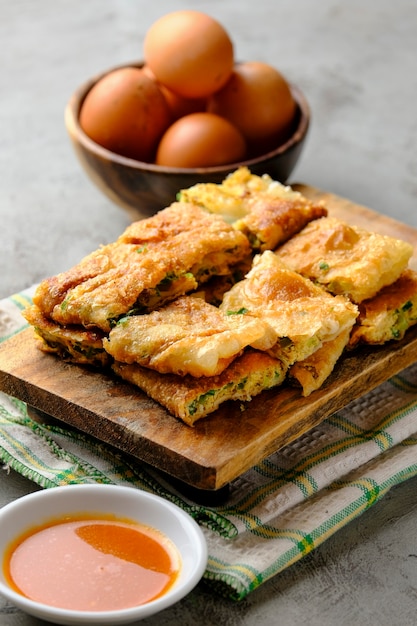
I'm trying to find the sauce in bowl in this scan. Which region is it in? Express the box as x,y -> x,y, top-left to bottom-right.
3,514 -> 181,612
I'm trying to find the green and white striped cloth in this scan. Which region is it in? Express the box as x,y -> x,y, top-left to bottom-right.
1,288 -> 417,601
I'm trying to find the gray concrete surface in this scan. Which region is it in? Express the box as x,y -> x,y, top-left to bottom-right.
1,1 -> 417,624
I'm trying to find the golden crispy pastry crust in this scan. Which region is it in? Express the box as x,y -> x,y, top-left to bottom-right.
33,203 -> 250,332
233,196 -> 327,251
112,349 -> 287,426
276,216 -> 413,303
179,166 -> 327,250
220,251 -> 358,366
23,304 -> 109,367
104,295 -> 276,377
289,327 -> 351,396
349,269 -> 417,347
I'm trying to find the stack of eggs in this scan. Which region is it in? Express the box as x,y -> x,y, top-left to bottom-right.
79,10 -> 297,169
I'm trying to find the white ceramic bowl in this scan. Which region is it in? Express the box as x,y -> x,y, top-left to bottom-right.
0,484 -> 208,625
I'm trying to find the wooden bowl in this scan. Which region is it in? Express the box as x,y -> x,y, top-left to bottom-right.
65,62 -> 311,217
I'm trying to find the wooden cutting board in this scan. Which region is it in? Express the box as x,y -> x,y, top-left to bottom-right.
1,185 -> 417,493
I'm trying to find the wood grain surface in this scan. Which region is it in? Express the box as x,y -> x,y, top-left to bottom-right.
1,185 -> 417,491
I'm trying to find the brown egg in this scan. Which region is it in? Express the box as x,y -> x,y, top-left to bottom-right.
207,61 -> 297,151
155,112 -> 247,168
79,66 -> 171,162
143,10 -> 234,99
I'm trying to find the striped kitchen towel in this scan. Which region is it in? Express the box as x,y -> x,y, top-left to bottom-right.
1,289 -> 417,601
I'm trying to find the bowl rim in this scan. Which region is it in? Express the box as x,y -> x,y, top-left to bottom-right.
64,59 -> 310,175
0,484 -> 208,624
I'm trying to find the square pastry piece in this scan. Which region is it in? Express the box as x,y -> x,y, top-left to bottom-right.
220,251 -> 358,368
179,166 -> 327,251
112,350 -> 287,426
26,202 -> 251,335
104,295 -> 276,378
276,216 -> 413,303
105,295 -> 283,425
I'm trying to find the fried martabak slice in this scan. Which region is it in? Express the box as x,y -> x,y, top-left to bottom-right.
112,349 -> 287,426
104,295 -> 276,378
31,203 -> 251,333
23,304 -> 109,367
179,166 -> 327,250
349,268 -> 417,347
220,251 -> 358,367
275,216 -> 413,303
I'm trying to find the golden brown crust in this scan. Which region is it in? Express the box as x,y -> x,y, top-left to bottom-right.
233,196 -> 327,251
104,295 -> 276,377
33,203 -> 250,333
220,251 -> 358,366
22,304 -> 109,367
179,166 -> 327,251
112,349 -> 287,426
349,269 -> 417,347
275,217 -> 413,303
289,327 -> 351,396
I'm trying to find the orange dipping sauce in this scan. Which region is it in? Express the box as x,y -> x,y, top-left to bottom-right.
3,514 -> 181,612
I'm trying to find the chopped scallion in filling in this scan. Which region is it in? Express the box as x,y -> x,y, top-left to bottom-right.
226,308 -> 249,315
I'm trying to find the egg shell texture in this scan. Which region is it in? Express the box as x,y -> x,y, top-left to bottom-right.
144,10 -> 234,99
79,67 -> 171,162
155,112 -> 247,168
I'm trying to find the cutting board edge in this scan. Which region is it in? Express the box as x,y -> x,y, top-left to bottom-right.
2,325 -> 417,491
